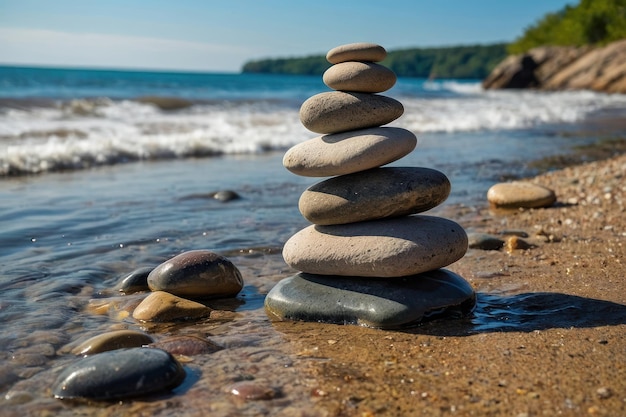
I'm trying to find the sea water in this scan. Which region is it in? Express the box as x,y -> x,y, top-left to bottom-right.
1,66 -> 626,415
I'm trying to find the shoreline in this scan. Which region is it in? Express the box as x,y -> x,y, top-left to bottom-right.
274,153 -> 626,416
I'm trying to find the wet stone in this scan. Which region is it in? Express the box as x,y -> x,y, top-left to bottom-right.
132,291 -> 212,322
468,233 -> 505,251
149,335 -> 223,356
487,181 -> 556,209
117,267 -> 153,294
299,91 -> 404,134
283,215 -> 468,277
53,347 -> 185,400
326,42 -> 387,64
228,380 -> 277,401
283,127 -> 417,177
265,269 -> 476,329
299,167 -> 451,225
323,61 -> 397,93
71,330 -> 155,356
148,250 -> 243,298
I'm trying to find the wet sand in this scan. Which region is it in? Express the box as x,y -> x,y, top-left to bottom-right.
273,153 -> 626,416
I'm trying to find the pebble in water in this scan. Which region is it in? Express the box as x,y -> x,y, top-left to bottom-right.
116,267 -> 153,294
132,291 -> 212,322
148,250 -> 243,298
53,347 -> 185,401
228,380 -> 277,401
71,330 -> 154,356
149,335 -> 223,356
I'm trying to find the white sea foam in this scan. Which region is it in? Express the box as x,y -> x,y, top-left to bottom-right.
1,88 -> 625,175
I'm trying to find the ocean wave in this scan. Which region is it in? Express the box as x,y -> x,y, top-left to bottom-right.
1,89 -> 625,176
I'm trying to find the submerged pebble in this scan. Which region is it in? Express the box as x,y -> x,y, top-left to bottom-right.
133,291 -> 212,322
71,330 -> 154,356
53,347 -> 185,400
228,380 -> 276,401
149,335 -> 223,356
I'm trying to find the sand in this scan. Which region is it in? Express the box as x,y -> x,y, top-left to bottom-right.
272,154 -> 626,416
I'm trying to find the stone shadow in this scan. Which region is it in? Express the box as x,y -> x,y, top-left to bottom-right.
404,291 -> 626,336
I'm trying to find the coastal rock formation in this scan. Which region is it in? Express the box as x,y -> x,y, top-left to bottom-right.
265,42 -> 474,328
483,39 -> 626,94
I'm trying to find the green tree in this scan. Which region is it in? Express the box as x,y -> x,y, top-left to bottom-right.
508,0 -> 626,54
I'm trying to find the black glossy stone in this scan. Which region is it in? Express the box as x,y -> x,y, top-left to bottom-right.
117,267 -> 153,294
265,269 -> 475,329
53,348 -> 185,400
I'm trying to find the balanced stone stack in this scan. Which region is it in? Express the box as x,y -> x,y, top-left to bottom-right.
265,43 -> 476,329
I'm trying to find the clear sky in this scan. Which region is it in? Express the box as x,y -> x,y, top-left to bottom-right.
0,0 -> 576,73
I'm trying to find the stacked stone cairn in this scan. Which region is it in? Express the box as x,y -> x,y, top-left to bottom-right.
264,43 -> 476,329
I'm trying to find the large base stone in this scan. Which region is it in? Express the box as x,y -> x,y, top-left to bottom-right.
265,269 -> 475,329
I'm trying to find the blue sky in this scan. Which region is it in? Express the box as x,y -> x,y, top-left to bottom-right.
0,0 -> 575,72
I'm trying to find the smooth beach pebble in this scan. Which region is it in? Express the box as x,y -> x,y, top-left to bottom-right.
148,250 -> 243,298
228,381 -> 277,401
132,291 -> 212,322
299,167 -> 451,225
299,91 -> 403,134
71,330 -> 154,356
53,347 -> 185,400
282,215 -> 468,277
149,335 -> 223,356
323,61 -> 397,93
487,182 -> 556,209
264,269 -> 476,329
117,266 -> 153,294
326,42 -> 387,64
283,127 -> 416,177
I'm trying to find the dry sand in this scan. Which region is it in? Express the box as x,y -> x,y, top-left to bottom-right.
273,154 -> 626,416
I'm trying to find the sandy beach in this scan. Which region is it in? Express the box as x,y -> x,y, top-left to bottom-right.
271,153 -> 626,416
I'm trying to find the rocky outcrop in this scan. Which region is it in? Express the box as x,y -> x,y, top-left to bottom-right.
483,39 -> 626,94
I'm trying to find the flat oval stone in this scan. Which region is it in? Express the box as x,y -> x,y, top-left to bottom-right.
117,266 -> 153,294
149,335 -> 223,356
132,291 -> 212,322
264,269 -> 476,329
53,347 -> 185,400
299,92 -> 403,134
283,127 -> 416,177
326,42 -> 387,64
487,182 -> 556,209
283,215 -> 468,277
72,330 -> 154,356
299,167 -> 450,225
323,61 -> 396,93
148,250 -> 243,298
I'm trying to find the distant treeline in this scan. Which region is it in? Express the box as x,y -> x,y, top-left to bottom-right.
241,43 -> 508,80
508,0 -> 626,54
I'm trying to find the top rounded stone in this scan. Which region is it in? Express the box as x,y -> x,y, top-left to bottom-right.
487,182 -> 556,209
147,250 -> 243,298
326,43 -> 387,64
